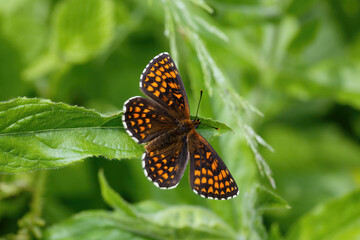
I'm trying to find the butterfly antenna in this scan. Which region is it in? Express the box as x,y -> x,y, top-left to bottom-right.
195,90 -> 203,121
193,90 -> 219,130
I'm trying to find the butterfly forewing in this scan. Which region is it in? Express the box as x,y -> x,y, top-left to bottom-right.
143,136 -> 189,189
188,130 -> 239,200
122,97 -> 177,143
140,52 -> 190,119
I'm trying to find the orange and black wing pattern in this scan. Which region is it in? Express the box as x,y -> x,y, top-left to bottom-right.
142,136 -> 189,189
188,130 -> 239,200
140,52 -> 189,119
124,52 -> 239,200
122,97 -> 176,144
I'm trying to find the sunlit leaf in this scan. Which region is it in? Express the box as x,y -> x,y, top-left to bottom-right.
0,98 -> 143,173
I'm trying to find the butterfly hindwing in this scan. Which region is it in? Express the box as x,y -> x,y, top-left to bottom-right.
140,52 -> 190,119
122,96 -> 177,144
143,136 -> 189,189
188,130 -> 239,200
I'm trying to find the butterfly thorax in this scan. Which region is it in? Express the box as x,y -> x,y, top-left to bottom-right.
145,119 -> 199,153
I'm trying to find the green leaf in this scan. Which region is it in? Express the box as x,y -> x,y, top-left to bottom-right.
44,205 -> 236,240
287,190 -> 360,240
269,223 -> 285,240
194,116 -> 232,140
255,185 -> 290,211
53,0 -> 115,63
0,98 -> 143,173
43,210 -> 152,240
97,170 -> 236,240
289,20 -> 320,54
0,98 -> 232,174
98,169 -> 138,217
133,200 -> 166,215
190,0 -> 214,14
146,206 -> 236,239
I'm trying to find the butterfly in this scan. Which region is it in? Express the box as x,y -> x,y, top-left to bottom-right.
122,52 -> 239,200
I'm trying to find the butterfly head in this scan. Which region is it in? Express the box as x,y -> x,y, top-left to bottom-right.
192,118 -> 201,129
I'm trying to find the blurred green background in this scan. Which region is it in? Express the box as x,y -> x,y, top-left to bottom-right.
0,0 -> 360,239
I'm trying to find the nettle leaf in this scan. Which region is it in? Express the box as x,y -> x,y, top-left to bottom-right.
53,0 -> 115,63
0,98 -> 231,174
287,190 -> 360,240
255,185 -> 290,211
0,98 -> 143,173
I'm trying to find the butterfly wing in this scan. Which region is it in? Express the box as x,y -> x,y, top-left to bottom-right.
140,52 -> 190,119
188,130 -> 239,200
122,96 -> 177,144
143,136 -> 189,189
125,53 -> 191,189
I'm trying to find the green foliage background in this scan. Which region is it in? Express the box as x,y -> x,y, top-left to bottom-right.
0,0 -> 360,239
